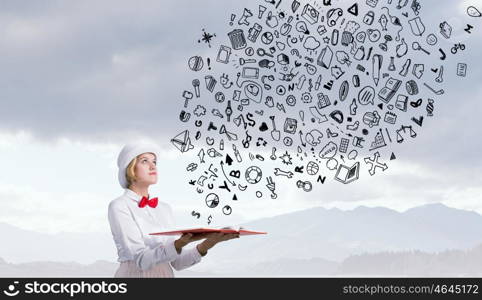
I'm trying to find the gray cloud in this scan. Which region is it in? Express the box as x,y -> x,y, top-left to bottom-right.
0,0 -> 481,178
0,0 -> 243,144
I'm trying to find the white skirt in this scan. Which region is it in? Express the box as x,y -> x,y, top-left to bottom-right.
114,261 -> 174,278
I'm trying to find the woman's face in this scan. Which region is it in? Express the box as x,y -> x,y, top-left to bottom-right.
134,152 -> 158,186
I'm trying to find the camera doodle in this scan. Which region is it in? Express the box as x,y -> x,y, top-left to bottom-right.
171,0 -> 476,224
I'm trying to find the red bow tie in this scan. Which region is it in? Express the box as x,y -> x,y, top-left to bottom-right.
138,196 -> 158,208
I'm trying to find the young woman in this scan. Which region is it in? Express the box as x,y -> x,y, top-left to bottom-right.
108,142 -> 239,277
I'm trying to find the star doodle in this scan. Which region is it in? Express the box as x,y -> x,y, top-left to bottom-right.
198,29 -> 216,48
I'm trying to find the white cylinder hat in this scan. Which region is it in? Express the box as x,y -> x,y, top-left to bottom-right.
117,142 -> 161,189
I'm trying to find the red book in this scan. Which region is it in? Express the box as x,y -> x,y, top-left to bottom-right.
149,227 -> 267,236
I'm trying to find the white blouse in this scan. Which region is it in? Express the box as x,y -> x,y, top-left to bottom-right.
108,189 -> 202,272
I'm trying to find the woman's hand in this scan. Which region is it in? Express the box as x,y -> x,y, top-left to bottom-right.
174,233 -> 211,254
196,229 -> 240,256
206,232 -> 240,244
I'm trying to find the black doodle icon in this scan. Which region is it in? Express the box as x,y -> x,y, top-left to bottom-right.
222,205 -> 233,215
188,56 -> 204,71
171,130 -> 194,153
274,168 -> 294,178
297,180 -> 313,192
450,43 -> 466,55
439,21 -> 452,39
266,176 -> 277,199
468,6 -> 482,18
409,17 -> 425,36
191,211 -> 201,219
306,161 -> 319,175
205,193 -> 220,208
245,166 -> 263,184
348,3 -> 359,17
317,175 -> 327,184
396,125 -> 417,143
174,0 -> 475,221
186,163 -> 198,172
199,29 -> 216,48
457,63 -> 467,77
181,90 -> 193,108
364,152 -> 388,176
228,29 -> 247,50
335,162 -> 360,184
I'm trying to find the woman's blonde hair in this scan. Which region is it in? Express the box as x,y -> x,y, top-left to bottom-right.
125,157 -> 138,188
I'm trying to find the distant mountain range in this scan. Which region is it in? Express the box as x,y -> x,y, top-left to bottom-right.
193,203 -> 482,273
337,244 -> 482,277
1,203 -> 481,276
0,222 -> 115,264
2,244 -> 480,277
218,243 -> 482,277
0,258 -> 215,278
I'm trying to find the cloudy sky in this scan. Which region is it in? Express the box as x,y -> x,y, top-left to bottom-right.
0,0 -> 481,236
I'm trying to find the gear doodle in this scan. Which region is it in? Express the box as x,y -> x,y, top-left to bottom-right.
193,105 -> 206,117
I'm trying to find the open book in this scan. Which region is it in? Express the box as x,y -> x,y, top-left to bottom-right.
378,77 -> 401,103
149,227 -> 267,236
334,162 -> 360,184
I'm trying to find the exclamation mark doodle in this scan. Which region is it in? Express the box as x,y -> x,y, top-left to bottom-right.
207,58 -> 211,70
229,14 -> 236,26
299,110 -> 305,126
